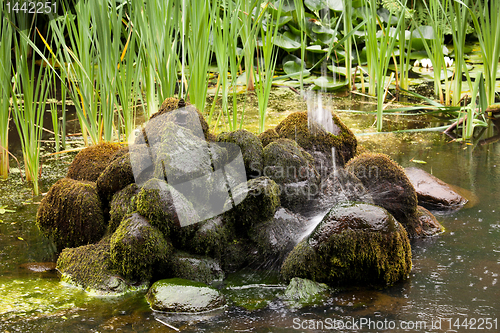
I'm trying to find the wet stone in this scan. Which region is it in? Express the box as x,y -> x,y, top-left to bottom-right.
405,167 -> 468,211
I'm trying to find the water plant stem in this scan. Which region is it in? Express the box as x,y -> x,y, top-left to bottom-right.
0,15 -> 12,179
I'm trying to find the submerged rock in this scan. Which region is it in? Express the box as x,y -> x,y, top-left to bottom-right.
275,111 -> 357,169
414,206 -> 444,237
284,277 -> 330,307
36,178 -> 105,252
281,202 -> 412,287
346,153 -> 420,238
67,143 -> 122,182
146,278 -> 225,313
19,262 -> 56,273
110,213 -> 173,281
217,129 -> 264,178
405,167 -> 468,211
57,240 -> 146,295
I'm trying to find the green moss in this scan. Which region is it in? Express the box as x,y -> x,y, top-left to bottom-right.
108,183 -> 139,234
223,177 -> 281,236
217,129 -> 264,178
56,239 -> 145,295
188,216 -> 232,259
36,178 -> 105,252
345,153 -> 419,237
258,128 -> 280,148
110,213 -> 173,281
136,178 -> 199,240
67,143 -> 121,181
275,112 -> 357,166
97,152 -> 135,203
169,252 -> 225,284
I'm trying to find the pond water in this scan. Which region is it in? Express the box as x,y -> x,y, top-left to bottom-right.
1,97 -> 499,332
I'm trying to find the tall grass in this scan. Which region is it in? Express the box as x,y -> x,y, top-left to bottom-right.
255,2 -> 282,133
0,15 -> 12,179
365,0 -> 406,131
293,0 -> 306,93
185,0 -> 216,113
239,0 -> 262,92
11,20 -> 52,195
469,0 -> 500,105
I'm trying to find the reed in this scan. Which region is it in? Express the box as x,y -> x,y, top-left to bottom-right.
255,2 -> 282,133
11,20 -> 52,195
469,0 -> 500,105
239,0 -> 263,92
0,15 -> 12,179
293,0 -> 306,93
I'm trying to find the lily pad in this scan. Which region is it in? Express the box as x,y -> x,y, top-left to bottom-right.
312,76 -> 348,91
283,61 -> 311,78
273,31 -> 301,52
306,45 -> 327,53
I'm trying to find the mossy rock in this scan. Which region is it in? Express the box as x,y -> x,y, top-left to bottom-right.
108,183 -> 140,234
97,152 -> 135,203
67,143 -> 122,181
281,202 -> 412,287
137,98 -> 212,146
136,178 -> 199,240
188,216 -> 233,259
250,207 -> 306,269
169,253 -> 225,285
223,177 -> 281,236
283,277 -> 330,308
110,213 -> 173,281
217,129 -> 263,178
274,112 -> 357,168
262,138 -> 320,209
258,128 -> 280,148
146,278 -> 226,313
36,178 -> 105,252
345,153 -> 419,237
318,167 -> 373,208
57,239 -> 147,295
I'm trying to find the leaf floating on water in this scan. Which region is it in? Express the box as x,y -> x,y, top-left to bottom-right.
18,237 -> 24,241
410,159 -> 427,164
0,205 -> 16,214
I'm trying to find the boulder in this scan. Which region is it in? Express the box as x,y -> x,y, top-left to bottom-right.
262,138 -> 320,209
110,213 -> 173,281
36,178 -> 105,252
414,206 -> 444,237
223,177 -> 280,236
57,239 -> 147,295
274,112 -> 357,169
405,167 -> 468,211
136,178 -> 199,240
146,278 -> 225,313
217,129 -> 263,178
346,153 -> 420,238
67,143 -> 122,181
169,253 -> 225,285
281,202 -> 412,287
96,152 -> 135,203
319,167 -> 373,208
258,128 -> 280,148
108,183 -> 140,234
188,216 -> 232,259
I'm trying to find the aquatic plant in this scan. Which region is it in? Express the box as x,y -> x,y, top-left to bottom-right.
0,15 -> 12,179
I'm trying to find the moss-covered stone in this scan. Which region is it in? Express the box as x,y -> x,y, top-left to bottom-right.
169,252 -> 225,284
346,153 -> 420,238
136,178 -> 199,240
413,206 -> 444,237
283,277 -> 330,308
97,152 -> 135,203
217,129 -> 264,178
36,178 -> 105,252
223,177 -> 281,236
258,128 -> 280,148
137,98 -> 212,145
110,213 -> 173,281
281,202 -> 412,287
67,143 -> 121,181
319,168 -> 373,208
57,239 -> 146,295
146,278 -> 226,313
262,138 -> 320,209
188,216 -> 232,259
108,183 -> 140,234
274,112 -> 357,168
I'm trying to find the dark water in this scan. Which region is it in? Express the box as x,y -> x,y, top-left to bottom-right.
1,128 -> 499,332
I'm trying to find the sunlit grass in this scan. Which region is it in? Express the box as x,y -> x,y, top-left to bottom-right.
0,15 -> 12,179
